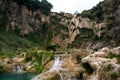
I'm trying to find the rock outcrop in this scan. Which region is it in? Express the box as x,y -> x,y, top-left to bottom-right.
32,53 -> 84,80
0,52 -> 36,72
50,13 -> 107,50
0,0 -> 50,35
82,47 -> 120,80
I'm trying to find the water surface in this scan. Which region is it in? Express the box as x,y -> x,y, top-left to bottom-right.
0,72 -> 36,80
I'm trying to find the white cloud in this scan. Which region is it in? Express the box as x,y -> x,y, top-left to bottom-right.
47,0 -> 104,14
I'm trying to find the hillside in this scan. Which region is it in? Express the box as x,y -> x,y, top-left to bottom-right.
0,0 -> 52,54
0,0 -> 119,53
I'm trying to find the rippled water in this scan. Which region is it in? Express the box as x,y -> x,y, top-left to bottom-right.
0,72 -> 36,80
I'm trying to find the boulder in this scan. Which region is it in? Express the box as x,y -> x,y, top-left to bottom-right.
100,47 -> 110,53
81,47 -> 120,80
111,46 -> 120,55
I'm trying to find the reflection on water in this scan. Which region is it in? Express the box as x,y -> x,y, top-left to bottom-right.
0,72 -> 36,80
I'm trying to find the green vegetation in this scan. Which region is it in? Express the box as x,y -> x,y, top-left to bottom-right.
50,13 -> 63,24
81,1 -> 104,22
80,0 -> 120,47
78,28 -> 94,38
106,53 -> 120,64
27,22 -> 51,49
0,13 -> 8,30
25,49 -> 54,73
103,0 -> 120,13
13,0 -> 53,15
0,27 -> 52,57
110,72 -> 118,80
0,30 -> 38,56
0,66 -> 4,73
68,28 -> 95,48
34,65 -> 44,73
81,0 -> 120,23
25,50 -> 54,62
105,64 -> 112,71
0,5 -> 53,56
46,44 -> 60,51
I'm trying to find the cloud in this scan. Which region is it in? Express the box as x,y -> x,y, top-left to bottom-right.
47,0 -> 104,14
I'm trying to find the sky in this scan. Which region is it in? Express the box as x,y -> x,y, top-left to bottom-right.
47,0 -> 104,14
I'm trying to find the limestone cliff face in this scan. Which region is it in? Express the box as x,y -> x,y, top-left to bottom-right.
0,0 -> 119,50
50,13 -> 106,50
50,5 -> 120,50
0,0 -> 49,35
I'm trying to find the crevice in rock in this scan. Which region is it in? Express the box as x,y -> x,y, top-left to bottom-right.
82,62 -> 93,75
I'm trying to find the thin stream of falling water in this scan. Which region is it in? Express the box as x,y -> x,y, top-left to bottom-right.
98,26 -> 101,49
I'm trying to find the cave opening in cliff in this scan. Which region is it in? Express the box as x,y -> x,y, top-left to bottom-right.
82,62 -> 93,75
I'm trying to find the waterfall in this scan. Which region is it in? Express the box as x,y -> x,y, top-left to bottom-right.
13,65 -> 23,72
98,26 -> 101,49
98,26 -> 101,38
49,55 -> 65,71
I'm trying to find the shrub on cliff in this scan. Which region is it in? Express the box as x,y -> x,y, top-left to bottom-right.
13,0 -> 53,15
81,1 -> 104,22
0,66 -> 4,73
81,0 -> 120,23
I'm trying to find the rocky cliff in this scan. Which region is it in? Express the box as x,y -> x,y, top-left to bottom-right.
0,0 -> 50,35
0,0 -> 51,52
49,0 -> 120,50
50,13 -> 106,50
0,0 -> 119,52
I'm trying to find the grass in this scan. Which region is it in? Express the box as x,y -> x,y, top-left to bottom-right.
0,30 -> 38,57
34,65 -> 44,73
106,53 -> 120,64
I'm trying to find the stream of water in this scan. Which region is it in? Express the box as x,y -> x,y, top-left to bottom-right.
49,56 -> 63,71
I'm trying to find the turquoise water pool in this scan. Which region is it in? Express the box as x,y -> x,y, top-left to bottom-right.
0,72 -> 36,80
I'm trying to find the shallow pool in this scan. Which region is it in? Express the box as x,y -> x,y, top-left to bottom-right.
0,72 -> 36,80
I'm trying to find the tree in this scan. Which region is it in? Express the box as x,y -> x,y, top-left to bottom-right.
13,0 -> 53,15
81,1 -> 104,22
39,0 -> 53,15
